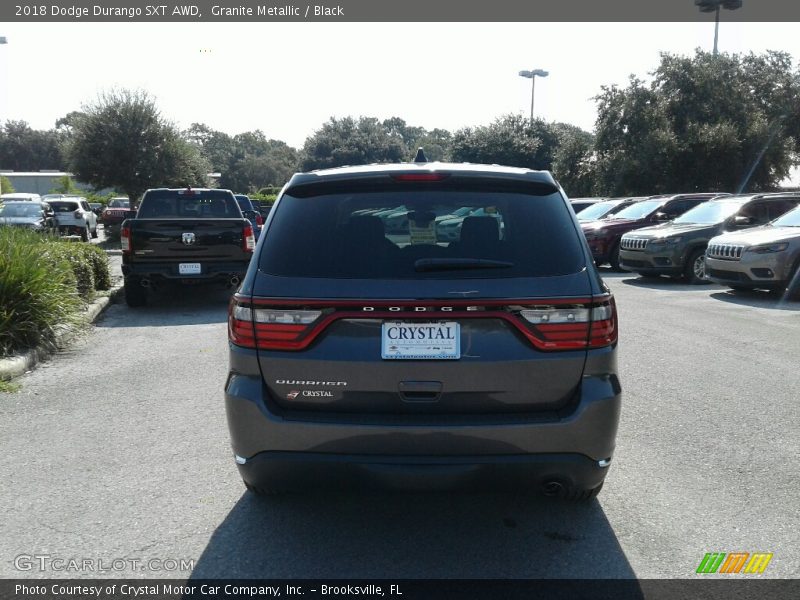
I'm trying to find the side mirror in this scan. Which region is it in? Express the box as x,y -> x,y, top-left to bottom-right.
733,215 -> 754,227
653,211 -> 671,222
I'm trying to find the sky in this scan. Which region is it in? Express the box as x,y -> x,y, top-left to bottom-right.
1,21 -> 799,181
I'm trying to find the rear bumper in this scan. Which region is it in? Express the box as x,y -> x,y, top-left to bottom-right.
225,358 -> 621,491
237,451 -> 608,493
122,261 -> 249,281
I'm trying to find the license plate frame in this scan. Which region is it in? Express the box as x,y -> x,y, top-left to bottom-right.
381,321 -> 460,360
178,262 -> 202,275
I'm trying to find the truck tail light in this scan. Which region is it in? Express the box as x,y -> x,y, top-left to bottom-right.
243,225 -> 255,252
121,226 -> 132,254
255,213 -> 264,226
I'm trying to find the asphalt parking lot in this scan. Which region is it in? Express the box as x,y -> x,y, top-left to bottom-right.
0,267 -> 797,579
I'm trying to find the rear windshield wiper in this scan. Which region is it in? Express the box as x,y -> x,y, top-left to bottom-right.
414,258 -> 514,272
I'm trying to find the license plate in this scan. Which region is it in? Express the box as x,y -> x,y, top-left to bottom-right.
381,322 -> 460,360
178,262 -> 201,275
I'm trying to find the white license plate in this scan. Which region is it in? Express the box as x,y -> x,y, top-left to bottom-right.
381,322 -> 460,360
178,262 -> 201,275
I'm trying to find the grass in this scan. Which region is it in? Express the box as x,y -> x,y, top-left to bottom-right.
0,227 -> 112,357
0,380 -> 21,393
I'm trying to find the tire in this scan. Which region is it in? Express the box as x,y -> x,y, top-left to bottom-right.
684,248 -> 709,285
81,225 -> 90,242
608,242 -> 622,271
783,259 -> 800,301
124,277 -> 147,307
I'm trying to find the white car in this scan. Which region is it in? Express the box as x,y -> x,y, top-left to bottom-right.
44,196 -> 98,241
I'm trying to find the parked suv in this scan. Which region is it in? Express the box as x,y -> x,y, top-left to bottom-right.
575,197 -> 644,223
581,193 -> 725,270
226,160 -> 621,499
619,194 -> 800,283
0,200 -> 57,234
100,197 -> 131,232
705,203 -> 800,298
43,196 -> 98,240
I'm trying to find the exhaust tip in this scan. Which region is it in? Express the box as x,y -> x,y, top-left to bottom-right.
140,278 -> 151,288
229,276 -> 241,288
542,481 -> 565,497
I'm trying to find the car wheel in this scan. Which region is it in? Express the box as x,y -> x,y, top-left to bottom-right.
81,225 -> 90,242
684,248 -> 709,285
608,242 -> 622,271
124,277 -> 147,307
783,259 -> 800,301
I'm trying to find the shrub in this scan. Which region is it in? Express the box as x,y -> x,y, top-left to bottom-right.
43,242 -> 97,301
0,228 -> 82,356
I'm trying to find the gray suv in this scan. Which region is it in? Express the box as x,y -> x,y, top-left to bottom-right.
619,194 -> 800,283
226,159 -> 621,499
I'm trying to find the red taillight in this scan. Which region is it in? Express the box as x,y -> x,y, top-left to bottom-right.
228,296 -> 618,352
255,213 -> 264,226
517,298 -> 617,350
120,226 -> 131,254
228,296 -> 322,350
243,225 -> 255,252
391,173 -> 450,182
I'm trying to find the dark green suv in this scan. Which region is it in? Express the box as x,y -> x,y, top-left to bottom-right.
619,193 -> 800,283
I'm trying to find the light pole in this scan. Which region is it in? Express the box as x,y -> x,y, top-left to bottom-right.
0,36 -> 7,197
695,0 -> 743,55
519,69 -> 549,121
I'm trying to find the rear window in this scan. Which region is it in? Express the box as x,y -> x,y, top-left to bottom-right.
137,190 -> 241,219
259,187 -> 584,279
235,195 -> 254,211
49,201 -> 79,212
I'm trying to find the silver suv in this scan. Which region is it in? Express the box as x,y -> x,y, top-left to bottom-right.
706,204 -> 800,298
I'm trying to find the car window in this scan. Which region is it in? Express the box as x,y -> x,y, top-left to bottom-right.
137,190 -> 241,218
259,189 -> 584,279
766,199 -> 800,220
673,201 -> 742,224
608,199 -> 662,220
575,201 -> 620,221
740,201 -> 771,224
771,205 -> 800,227
48,201 -> 80,212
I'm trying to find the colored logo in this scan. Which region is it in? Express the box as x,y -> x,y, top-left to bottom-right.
696,552 -> 773,574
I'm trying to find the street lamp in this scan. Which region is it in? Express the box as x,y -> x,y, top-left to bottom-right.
519,69 -> 549,121
0,36 -> 7,197
695,0 -> 743,55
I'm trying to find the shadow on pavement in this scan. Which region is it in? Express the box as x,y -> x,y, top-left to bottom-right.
617,276 -> 719,292
190,490 -> 638,579
709,289 -> 800,311
96,284 -> 233,327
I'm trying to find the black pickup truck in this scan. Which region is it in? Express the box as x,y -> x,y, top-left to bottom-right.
120,188 -> 255,307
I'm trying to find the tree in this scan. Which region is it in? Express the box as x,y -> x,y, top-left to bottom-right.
0,120 -> 65,171
0,175 -> 15,194
65,89 -> 209,202
450,114 -> 560,170
593,50 -> 800,195
300,116 -> 407,171
550,123 -> 597,197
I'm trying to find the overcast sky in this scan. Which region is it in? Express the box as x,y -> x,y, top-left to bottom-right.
1,21 -> 799,180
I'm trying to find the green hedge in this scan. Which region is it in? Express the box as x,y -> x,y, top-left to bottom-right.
0,228 -> 112,357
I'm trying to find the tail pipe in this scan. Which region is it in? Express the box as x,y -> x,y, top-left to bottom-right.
229,275 -> 241,288
140,278 -> 151,288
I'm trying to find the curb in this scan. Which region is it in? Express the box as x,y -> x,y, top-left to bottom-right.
0,283 -> 125,382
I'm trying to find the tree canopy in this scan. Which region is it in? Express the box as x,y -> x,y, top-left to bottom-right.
593,50 -> 800,195
65,89 -> 208,201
